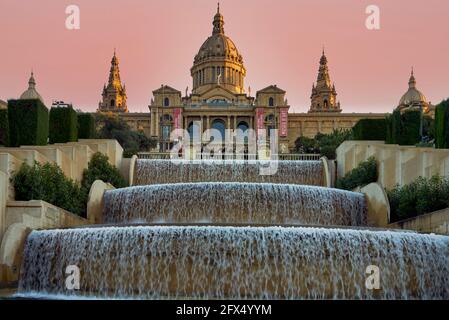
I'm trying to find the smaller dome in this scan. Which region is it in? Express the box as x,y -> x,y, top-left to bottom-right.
399,70 -> 427,106
20,72 -> 44,103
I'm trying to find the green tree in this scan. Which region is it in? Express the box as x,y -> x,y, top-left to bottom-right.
315,129 -> 352,159
96,113 -> 157,157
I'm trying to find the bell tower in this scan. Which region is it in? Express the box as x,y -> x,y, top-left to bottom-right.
309,49 -> 341,113
98,50 -> 128,113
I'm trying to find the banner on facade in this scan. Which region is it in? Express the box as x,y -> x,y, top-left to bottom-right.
173,108 -> 183,130
280,108 -> 288,137
256,108 -> 265,136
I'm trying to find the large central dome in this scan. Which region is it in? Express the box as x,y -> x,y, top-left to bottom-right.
191,4 -> 246,95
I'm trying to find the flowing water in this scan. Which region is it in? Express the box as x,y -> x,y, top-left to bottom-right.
134,160 -> 324,186
16,159 -> 449,299
18,226 -> 449,299
103,183 -> 366,226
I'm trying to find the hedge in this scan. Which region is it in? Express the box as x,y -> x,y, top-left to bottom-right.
0,109 -> 9,146
435,99 -> 449,149
385,114 -> 394,144
336,156 -> 378,191
352,118 -> 387,141
386,110 -> 421,145
77,113 -> 96,139
49,106 -> 78,144
7,99 -> 49,147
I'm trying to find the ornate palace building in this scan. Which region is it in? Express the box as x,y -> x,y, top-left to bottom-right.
100,4 -> 423,153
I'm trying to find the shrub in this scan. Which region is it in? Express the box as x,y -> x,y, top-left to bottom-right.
352,118 -> 387,141
435,99 -> 449,149
78,152 -> 127,215
49,106 -> 78,144
387,176 -> 449,222
0,109 -> 9,146
77,113 -> 96,139
7,99 -> 49,146
336,156 -> 378,190
11,162 -> 83,215
81,152 -> 127,194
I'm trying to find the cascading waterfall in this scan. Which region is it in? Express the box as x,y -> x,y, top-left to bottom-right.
18,226 -> 449,299
103,183 -> 367,226
134,160 -> 324,186
15,158 -> 449,300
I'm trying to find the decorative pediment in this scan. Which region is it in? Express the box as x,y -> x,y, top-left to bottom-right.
153,85 -> 181,95
256,85 -> 286,94
199,85 -> 238,102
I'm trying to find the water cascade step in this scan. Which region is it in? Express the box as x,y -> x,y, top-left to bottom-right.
134,160 -> 324,186
103,183 -> 367,227
18,226 -> 449,299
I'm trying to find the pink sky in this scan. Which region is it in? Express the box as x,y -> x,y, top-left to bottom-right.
0,0 -> 448,113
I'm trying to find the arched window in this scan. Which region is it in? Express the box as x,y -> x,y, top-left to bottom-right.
110,99 -> 115,107
188,122 -> 201,144
211,119 -> 226,144
164,97 -> 170,107
268,97 -> 274,107
236,121 -> 249,145
324,100 -> 328,108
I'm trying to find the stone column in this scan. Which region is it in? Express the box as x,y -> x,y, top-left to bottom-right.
205,115 -> 210,141
200,116 -> 204,143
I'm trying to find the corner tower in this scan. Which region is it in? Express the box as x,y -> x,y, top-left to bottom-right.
191,3 -> 246,95
309,50 -> 341,113
98,50 -> 128,113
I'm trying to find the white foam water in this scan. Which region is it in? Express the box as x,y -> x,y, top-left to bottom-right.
134,160 -> 324,186
18,226 -> 449,300
103,183 -> 367,227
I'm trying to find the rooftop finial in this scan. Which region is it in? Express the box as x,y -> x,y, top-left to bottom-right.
212,2 -> 224,35
408,67 -> 416,88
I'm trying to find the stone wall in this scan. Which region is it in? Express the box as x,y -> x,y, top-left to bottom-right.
115,111 -> 386,151
0,200 -> 89,285
0,140 -> 125,287
336,141 -> 449,190
389,208 -> 449,235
